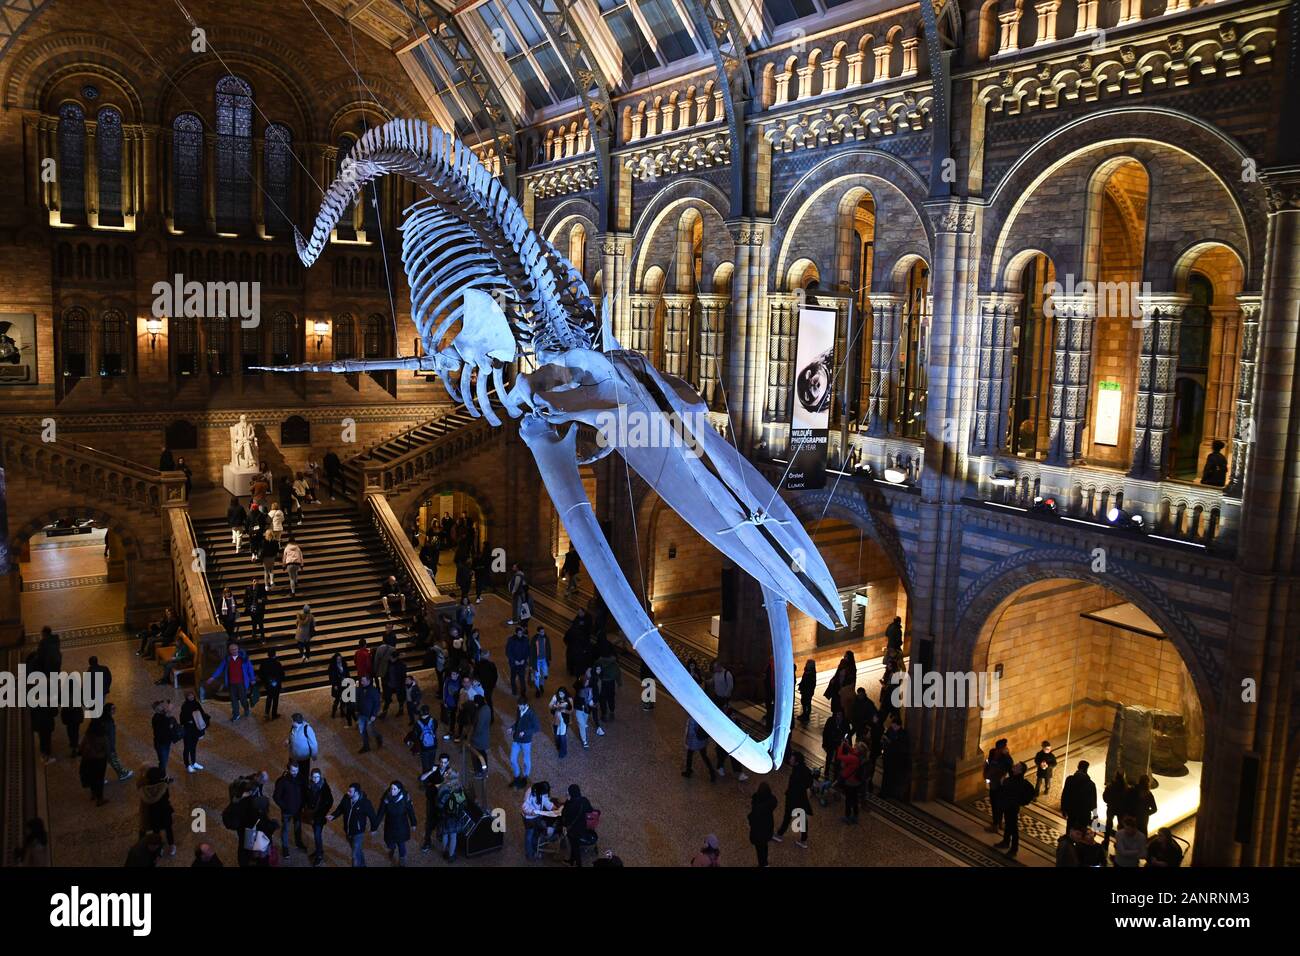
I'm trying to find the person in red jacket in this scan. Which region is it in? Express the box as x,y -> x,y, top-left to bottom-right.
838,740 -> 865,824
355,638 -> 373,682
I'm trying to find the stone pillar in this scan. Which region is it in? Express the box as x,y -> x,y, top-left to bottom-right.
821,55 -> 840,93
1129,294 -> 1189,480
1198,173 -> 1300,865
973,293 -> 1022,455
900,38 -> 919,77
661,293 -> 695,381
846,51 -> 865,87
796,65 -> 815,100
866,294 -> 905,436
773,71 -> 792,105
697,293 -> 729,408
1034,0 -> 1060,44
997,11 -> 1021,55
626,294 -> 657,357
1077,0 -> 1099,31
598,232 -> 632,344
1226,295 -> 1262,498
1046,295 -> 1096,465
1117,0 -> 1142,25
725,220 -> 772,454
873,42 -> 893,80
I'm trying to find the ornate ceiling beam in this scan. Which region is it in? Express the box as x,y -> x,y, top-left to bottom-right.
529,0 -> 616,230
684,0 -> 752,215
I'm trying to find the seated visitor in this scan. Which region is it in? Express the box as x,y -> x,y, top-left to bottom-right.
136,608 -> 180,659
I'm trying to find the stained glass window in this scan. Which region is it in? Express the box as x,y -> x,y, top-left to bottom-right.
172,113 -> 204,229
215,75 -> 253,230
58,103 -> 86,224
333,314 -> 356,360
97,107 -> 124,227
62,307 -> 88,378
100,309 -> 127,376
264,122 -> 293,234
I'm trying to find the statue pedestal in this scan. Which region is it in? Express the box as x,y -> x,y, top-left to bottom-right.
222,464 -> 259,498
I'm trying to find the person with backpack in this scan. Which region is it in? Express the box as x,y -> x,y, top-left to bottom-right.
549,687 -> 573,759
994,762 -> 1036,858
411,706 -> 439,773
403,674 -> 423,725
327,783 -> 378,867
376,780 -> 419,866
286,713 -> 319,780
303,768 -> 334,867
357,676 -> 383,753
710,661 -> 734,709
559,783 -> 595,867
179,690 -> 210,773
272,763 -> 307,859
281,536 -> 304,597
682,715 -> 716,782
151,699 -> 181,777
531,626 -> 552,699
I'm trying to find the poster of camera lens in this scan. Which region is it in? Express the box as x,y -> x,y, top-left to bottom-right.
788,304 -> 838,491
0,313 -> 37,385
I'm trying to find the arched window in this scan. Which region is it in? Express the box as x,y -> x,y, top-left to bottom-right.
100,309 -> 128,377
363,313 -> 389,359
335,135 -> 358,240
240,318 -> 262,375
61,307 -> 89,379
1008,254 -> 1056,458
333,314 -> 356,360
205,317 -> 232,376
215,76 -> 253,230
357,120 -> 381,238
96,107 -> 124,227
568,223 -> 587,279
58,103 -> 87,224
271,312 -> 298,365
172,317 -> 198,376
264,122 -> 293,234
896,260 -> 929,439
172,113 -> 205,229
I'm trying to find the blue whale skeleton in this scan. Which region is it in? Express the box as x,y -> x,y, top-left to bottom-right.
262,119 -> 844,773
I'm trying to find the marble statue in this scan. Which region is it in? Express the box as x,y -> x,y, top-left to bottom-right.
223,414 -> 260,498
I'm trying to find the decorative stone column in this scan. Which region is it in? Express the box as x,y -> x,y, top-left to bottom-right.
626,294 -> 657,357
1226,294 -> 1262,498
1076,0 -> 1100,31
1129,294 -> 1189,480
724,220 -> 772,454
845,51 -> 864,87
697,293 -> 729,408
973,293 -> 1022,455
866,293 -> 906,436
1034,0 -> 1060,44
900,38 -> 919,77
1046,294 -> 1096,465
661,293 -> 695,381
997,11 -> 1021,55
796,65 -> 815,100
598,232 -> 632,344
1117,0 -> 1142,25
873,42 -> 893,80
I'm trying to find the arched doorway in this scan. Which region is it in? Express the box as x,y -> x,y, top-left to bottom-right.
966,576 -> 1206,858
409,487 -> 489,591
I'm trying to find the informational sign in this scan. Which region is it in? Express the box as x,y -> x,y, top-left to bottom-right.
1093,379 -> 1122,447
788,304 -> 837,491
0,313 -> 37,386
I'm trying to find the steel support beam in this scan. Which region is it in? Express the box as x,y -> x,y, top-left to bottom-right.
686,0 -> 753,216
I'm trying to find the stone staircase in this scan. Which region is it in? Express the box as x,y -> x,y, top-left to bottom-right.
192,507 -> 426,693
340,409 -> 480,499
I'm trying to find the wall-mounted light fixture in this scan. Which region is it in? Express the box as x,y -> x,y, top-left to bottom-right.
313,319 -> 330,350
146,316 -> 163,350
883,455 -> 908,484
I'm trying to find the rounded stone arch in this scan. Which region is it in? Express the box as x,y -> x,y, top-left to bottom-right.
537,196 -> 601,242
1171,239 -> 1247,293
952,550 -> 1218,724
630,180 -> 733,294
885,252 -> 931,294
783,487 -> 917,599
11,505 -> 142,565
783,257 -> 820,292
982,107 -> 1268,293
771,151 -> 932,296
400,478 -> 499,544
999,246 -> 1055,292
3,30 -> 148,116
35,61 -> 146,124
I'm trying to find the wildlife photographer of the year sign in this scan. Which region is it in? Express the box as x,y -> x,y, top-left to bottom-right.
788,304 -> 837,491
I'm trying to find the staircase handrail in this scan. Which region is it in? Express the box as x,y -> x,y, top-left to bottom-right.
366,492 -> 454,618
1,429 -> 186,513
167,507 -> 225,684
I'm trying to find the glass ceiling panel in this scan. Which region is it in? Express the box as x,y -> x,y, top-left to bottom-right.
603,4 -> 658,77
637,0 -> 697,63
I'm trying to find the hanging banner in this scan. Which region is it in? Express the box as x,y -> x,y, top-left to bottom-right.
788,304 -> 837,491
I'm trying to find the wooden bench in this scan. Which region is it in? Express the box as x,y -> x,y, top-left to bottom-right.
156,629 -> 197,688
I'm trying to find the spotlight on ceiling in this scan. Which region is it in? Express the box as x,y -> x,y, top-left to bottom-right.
1030,495 -> 1058,518
1107,507 -> 1146,532
989,471 -> 1017,487
883,465 -> 907,484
